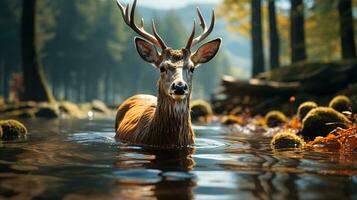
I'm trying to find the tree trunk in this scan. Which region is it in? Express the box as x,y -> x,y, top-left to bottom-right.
21,0 -> 54,102
338,0 -> 356,59
251,0 -> 265,77
268,0 -> 280,69
290,0 -> 306,63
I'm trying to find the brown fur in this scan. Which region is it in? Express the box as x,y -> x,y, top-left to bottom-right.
114,0 -> 221,148
115,86 -> 194,148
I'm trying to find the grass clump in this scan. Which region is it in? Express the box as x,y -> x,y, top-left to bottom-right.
0,120 -> 27,140
229,106 -> 243,115
297,101 -> 318,121
301,107 -> 351,140
329,95 -> 352,113
265,111 -> 288,127
221,115 -> 243,125
271,131 -> 305,149
190,100 -> 213,123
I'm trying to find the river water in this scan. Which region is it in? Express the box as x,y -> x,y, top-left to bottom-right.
0,119 -> 356,199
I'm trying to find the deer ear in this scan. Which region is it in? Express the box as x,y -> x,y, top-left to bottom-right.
191,38 -> 221,65
135,37 -> 160,64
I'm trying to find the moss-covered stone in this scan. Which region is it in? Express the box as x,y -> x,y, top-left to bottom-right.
91,100 -> 110,114
271,131 -> 305,149
221,115 -> 242,125
59,101 -> 85,118
265,111 -> 288,127
339,84 -> 357,113
0,120 -> 27,140
17,110 -> 36,119
229,106 -> 243,115
0,101 -> 37,113
35,104 -> 59,118
301,107 -> 351,140
329,95 -> 352,113
297,101 -> 318,121
190,100 -> 213,122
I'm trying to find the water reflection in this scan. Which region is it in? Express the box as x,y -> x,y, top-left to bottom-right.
113,147 -> 196,200
0,119 -> 356,199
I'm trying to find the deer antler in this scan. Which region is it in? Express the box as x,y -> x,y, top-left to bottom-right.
116,0 -> 167,50
185,8 -> 215,50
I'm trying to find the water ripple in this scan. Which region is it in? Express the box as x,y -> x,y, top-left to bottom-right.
192,138 -> 229,149
67,132 -> 116,144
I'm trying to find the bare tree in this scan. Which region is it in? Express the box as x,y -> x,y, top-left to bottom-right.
268,0 -> 280,69
338,0 -> 356,59
290,0 -> 306,63
251,0 -> 265,76
21,0 -> 54,102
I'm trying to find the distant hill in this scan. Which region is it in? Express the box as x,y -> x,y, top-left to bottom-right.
137,3 -> 251,78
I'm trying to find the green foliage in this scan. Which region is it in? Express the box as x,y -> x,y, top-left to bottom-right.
297,101 -> 318,121
0,0 -> 22,97
301,107 -> 351,140
36,0 -> 57,55
0,119 -> 27,140
329,95 -> 352,113
0,0 -> 231,103
265,110 -> 288,127
271,131 -> 305,149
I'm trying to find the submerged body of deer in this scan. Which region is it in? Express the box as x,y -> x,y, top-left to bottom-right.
114,0 -> 221,147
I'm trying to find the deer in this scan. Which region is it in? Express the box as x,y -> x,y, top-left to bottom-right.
114,0 -> 221,148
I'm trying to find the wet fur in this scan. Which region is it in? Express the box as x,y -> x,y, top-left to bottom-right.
115,76 -> 194,147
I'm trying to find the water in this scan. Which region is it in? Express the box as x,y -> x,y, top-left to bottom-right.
0,119 -> 356,200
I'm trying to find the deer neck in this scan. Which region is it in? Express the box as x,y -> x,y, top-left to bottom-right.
148,87 -> 194,147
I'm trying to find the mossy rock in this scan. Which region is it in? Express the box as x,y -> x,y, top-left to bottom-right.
17,110 -> 36,119
265,111 -> 288,127
0,120 -> 27,140
0,101 -> 37,114
35,104 -> 59,119
229,106 -> 243,115
301,107 -> 351,140
297,101 -> 318,121
329,95 -> 352,113
59,101 -> 85,118
221,115 -> 241,125
339,84 -> 357,113
2,109 -> 35,119
271,131 -> 305,149
190,100 -> 213,122
91,100 -> 110,114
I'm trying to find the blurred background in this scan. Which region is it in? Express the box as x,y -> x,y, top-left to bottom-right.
0,0 -> 356,107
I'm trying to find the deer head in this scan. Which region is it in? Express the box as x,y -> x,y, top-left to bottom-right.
116,0 -> 221,101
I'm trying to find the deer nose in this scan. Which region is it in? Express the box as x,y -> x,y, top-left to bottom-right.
171,81 -> 188,95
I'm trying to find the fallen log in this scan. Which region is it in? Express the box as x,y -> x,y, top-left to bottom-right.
218,76 -> 300,97
212,61 -> 357,115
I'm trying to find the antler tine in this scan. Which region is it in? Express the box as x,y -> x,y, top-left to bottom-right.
152,19 -> 167,49
185,20 -> 196,49
140,18 -> 144,28
116,0 -> 167,50
196,8 -> 206,31
187,8 -> 216,49
116,0 -> 128,23
129,0 -> 137,26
